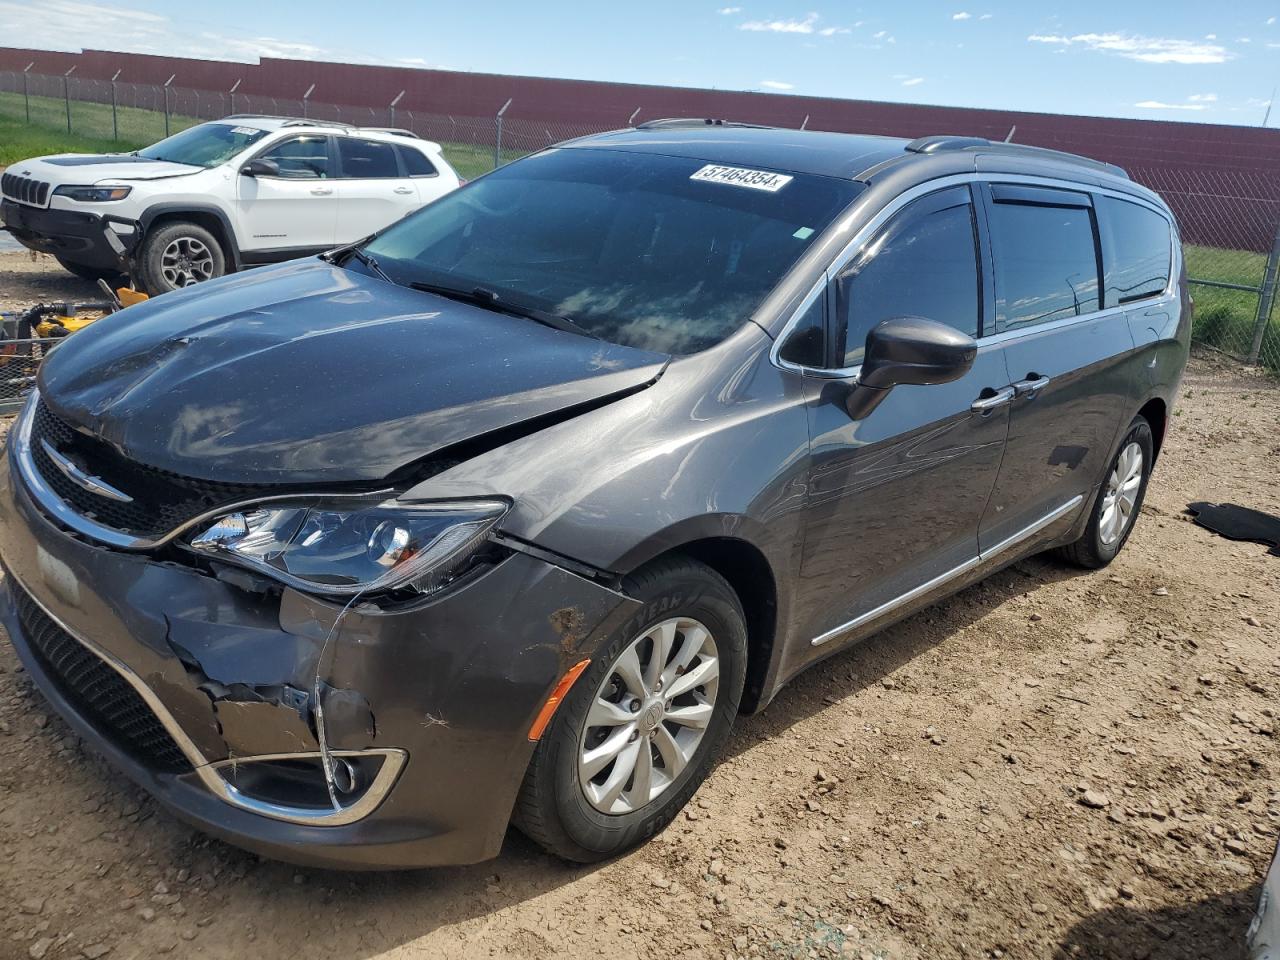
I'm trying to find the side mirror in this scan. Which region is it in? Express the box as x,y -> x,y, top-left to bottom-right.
845,316 -> 977,419
240,158 -> 280,178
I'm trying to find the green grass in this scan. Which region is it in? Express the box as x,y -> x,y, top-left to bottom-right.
1184,243 -> 1280,370
0,89 -> 516,179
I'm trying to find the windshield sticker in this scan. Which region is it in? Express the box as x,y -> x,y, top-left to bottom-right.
793,226 -> 815,240
690,164 -> 794,193
230,126 -> 261,136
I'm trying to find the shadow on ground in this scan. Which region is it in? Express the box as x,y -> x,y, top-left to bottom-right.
1053,884 -> 1260,960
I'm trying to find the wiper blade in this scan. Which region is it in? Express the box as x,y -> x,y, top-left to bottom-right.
322,237 -> 392,283
408,281 -> 598,339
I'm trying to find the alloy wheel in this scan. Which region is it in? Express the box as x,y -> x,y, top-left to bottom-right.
159,236 -> 216,288
1099,441 -> 1143,546
578,617 -> 720,815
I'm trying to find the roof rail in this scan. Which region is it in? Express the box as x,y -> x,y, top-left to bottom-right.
634,118 -> 773,130
220,114 -> 355,130
904,134 -> 1128,178
359,126 -> 421,139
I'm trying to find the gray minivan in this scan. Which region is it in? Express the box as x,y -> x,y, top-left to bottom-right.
0,121 -> 1188,868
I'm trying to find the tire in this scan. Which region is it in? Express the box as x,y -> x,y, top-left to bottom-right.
1058,415 -> 1154,569
136,221 -> 225,294
515,556 -> 747,862
55,258 -> 122,284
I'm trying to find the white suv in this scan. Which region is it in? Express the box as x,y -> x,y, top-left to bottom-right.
0,116 -> 462,294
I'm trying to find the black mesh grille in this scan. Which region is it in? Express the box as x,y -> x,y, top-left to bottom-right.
30,399 -> 277,540
1,173 -> 50,206
13,582 -> 192,773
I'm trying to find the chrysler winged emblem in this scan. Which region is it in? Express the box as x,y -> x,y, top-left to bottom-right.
39,440 -> 134,503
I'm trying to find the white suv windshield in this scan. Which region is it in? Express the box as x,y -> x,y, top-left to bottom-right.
137,123 -> 269,168
362,148 -> 859,354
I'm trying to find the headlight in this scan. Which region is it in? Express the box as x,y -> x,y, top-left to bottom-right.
188,498 -> 508,597
53,185 -> 132,202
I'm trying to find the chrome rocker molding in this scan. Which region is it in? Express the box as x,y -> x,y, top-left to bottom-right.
15,581 -> 406,827
13,393 -> 392,551
810,494 -> 1085,646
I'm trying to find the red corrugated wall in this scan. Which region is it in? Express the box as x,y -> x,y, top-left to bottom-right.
3,47 -> 1278,249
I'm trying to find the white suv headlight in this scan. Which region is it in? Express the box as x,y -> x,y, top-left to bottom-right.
188,498 -> 508,597
53,185 -> 133,202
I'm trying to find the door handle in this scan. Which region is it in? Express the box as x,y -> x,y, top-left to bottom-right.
310,187 -> 334,196
393,186 -> 414,195
1012,374 -> 1051,397
970,386 -> 1016,414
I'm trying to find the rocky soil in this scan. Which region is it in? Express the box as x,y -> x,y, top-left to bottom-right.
0,249 -> 1277,960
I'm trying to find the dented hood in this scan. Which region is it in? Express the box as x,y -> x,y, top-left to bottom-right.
38,259 -> 669,484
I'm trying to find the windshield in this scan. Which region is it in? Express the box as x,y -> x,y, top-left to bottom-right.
362,147 -> 860,354
137,122 -> 269,168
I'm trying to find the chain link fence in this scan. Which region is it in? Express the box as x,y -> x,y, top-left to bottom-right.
2,69 -> 1279,372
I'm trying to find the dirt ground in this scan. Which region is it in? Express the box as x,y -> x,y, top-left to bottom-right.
0,248 -> 1277,960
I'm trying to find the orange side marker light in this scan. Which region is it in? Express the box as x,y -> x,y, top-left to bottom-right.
527,659 -> 591,741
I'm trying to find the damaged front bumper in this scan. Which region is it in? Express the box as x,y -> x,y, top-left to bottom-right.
1,199 -> 139,271
0,450 -> 639,868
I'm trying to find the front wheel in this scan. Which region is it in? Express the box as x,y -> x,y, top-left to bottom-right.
1058,415 -> 1154,569
136,222 -> 226,294
514,557 -> 746,862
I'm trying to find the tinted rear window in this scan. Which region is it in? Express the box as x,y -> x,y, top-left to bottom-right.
364,148 -> 860,354
1102,197 -> 1171,305
988,197 -> 1100,331
399,146 -> 438,177
338,138 -> 400,178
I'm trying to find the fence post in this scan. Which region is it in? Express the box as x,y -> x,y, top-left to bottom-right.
302,82 -> 315,119
494,98 -> 512,169
389,90 -> 405,127
63,66 -> 75,134
1248,220 -> 1280,364
110,69 -> 121,139
628,106 -> 641,126
229,78 -> 241,116
21,62 -> 33,123
163,74 -> 175,137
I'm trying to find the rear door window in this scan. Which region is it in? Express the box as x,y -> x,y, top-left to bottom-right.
837,186 -> 981,367
337,138 -> 402,179
1100,197 -> 1172,305
986,185 -> 1101,331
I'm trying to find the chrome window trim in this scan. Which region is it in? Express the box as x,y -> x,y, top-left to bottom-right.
810,494 -> 1084,646
12,392 -> 392,551
770,171 -> 1180,378
14,581 -> 406,826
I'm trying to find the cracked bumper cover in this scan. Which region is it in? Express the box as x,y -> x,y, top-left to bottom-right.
0,450 -> 639,869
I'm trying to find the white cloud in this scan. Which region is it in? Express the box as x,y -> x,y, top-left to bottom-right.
1267,16 -> 1276,24
872,28 -> 896,42
717,6 -> 742,13
1187,93 -> 1217,101
952,11 -> 971,20
0,0 -> 429,67
1027,31 -> 1232,64
1204,33 -> 1217,39
1134,100 -> 1208,110
819,26 -> 851,35
902,76 -> 925,86
1238,36 -> 1253,43
760,79 -> 795,89
740,13 -> 818,33
979,12 -> 993,19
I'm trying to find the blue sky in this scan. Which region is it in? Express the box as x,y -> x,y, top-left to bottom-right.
2,1 -> 1277,124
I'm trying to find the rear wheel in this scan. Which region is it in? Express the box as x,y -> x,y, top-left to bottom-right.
136,222 -> 225,294
1058,416 -> 1154,569
55,258 -> 122,284
515,557 -> 746,862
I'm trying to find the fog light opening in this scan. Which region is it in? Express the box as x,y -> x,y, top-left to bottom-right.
331,756 -> 361,796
